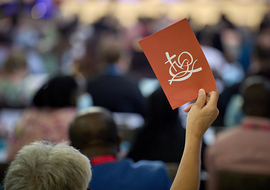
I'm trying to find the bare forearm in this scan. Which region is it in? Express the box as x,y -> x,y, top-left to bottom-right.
170,89 -> 219,190
170,134 -> 202,190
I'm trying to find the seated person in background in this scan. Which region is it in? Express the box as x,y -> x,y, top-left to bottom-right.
7,75 -> 78,161
215,26 -> 270,127
205,76 -> 270,190
0,51 -> 31,108
170,89 -> 219,190
69,106 -> 172,190
128,87 -> 186,163
3,141 -> 92,190
86,36 -> 146,117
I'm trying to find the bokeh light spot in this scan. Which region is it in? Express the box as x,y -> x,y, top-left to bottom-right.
31,2 -> 47,19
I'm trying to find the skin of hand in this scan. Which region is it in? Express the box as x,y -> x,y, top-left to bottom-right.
170,89 -> 219,190
184,89 -> 219,139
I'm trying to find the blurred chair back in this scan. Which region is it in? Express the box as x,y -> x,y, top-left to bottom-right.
218,170 -> 270,190
0,162 -> 9,186
165,162 -> 179,182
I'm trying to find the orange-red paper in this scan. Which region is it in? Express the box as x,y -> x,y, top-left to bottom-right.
139,18 -> 216,109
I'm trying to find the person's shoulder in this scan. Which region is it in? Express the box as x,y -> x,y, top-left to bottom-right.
91,158 -> 171,190
215,127 -> 241,143
126,159 -> 171,187
92,158 -> 167,176
207,127 -> 242,156
122,158 -> 167,172
132,159 -> 166,167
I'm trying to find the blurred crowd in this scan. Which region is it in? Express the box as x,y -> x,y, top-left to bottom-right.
1,1 -> 270,189
0,3 -> 269,120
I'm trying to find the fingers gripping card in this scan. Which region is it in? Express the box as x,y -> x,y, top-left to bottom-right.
139,18 -> 217,109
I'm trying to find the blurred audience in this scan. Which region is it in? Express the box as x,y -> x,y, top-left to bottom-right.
219,27 -> 245,87
205,76 -> 270,190
69,106 -> 172,190
248,28 -> 270,76
221,25 -> 270,127
0,51 -> 29,108
4,141 -> 92,190
86,35 -> 146,117
1,4 -> 270,190
74,15 -> 125,80
128,87 -> 186,162
6,75 -> 78,161
52,16 -> 79,75
126,18 -> 160,81
197,17 -> 247,127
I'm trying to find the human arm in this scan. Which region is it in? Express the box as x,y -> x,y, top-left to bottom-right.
170,89 -> 219,190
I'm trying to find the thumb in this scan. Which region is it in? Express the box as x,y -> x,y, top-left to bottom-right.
195,89 -> 206,108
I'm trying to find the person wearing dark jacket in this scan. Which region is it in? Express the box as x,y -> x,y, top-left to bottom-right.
128,87 -> 186,162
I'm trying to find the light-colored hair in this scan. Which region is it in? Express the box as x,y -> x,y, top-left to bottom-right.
4,141 -> 92,190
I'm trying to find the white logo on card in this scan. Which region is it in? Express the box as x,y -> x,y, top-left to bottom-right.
165,51 -> 202,85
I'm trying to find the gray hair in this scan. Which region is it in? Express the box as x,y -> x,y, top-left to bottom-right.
4,141 -> 92,190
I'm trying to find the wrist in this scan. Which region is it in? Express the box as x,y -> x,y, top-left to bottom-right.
186,133 -> 203,144
184,132 -> 203,156
186,126 -> 205,141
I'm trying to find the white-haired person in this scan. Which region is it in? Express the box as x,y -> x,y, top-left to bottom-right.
3,141 -> 92,190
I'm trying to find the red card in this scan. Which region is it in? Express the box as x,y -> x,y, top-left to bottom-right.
139,18 -> 216,109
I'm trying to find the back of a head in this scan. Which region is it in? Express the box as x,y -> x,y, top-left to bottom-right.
33,75 -> 78,108
241,76 -> 270,118
197,25 -> 223,51
97,36 -> 123,64
4,141 -> 92,190
69,107 -> 118,153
